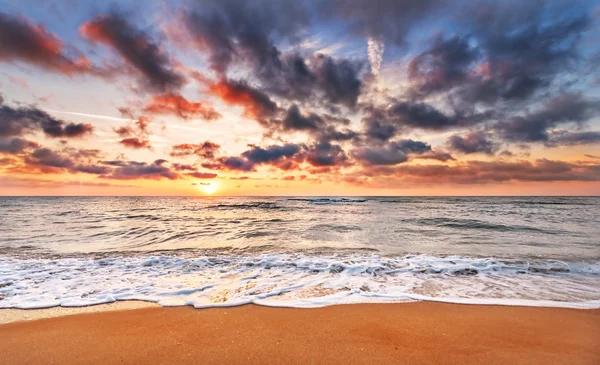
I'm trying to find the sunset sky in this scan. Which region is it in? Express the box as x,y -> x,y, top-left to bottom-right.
1,0 -> 599,196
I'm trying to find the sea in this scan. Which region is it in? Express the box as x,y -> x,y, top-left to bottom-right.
0,196 -> 599,309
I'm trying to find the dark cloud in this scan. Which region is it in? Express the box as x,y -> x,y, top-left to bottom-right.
216,156 -> 256,172
361,158 -> 600,185
316,125 -> 359,143
456,4 -> 590,106
305,141 -> 347,167
362,116 -> 397,142
186,171 -> 218,179
23,147 -> 109,175
80,13 -> 185,92
181,2 -> 364,109
546,131 -> 600,147
360,100 -> 487,137
170,141 -> 221,158
309,54 -> 363,108
320,0 -> 445,45
182,0 -> 309,75
144,93 -> 221,120
206,143 -> 303,172
0,12 -> 91,75
42,119 -> 94,138
387,101 -> 461,130
416,150 -> 456,162
352,139 -> 431,165
494,93 -> 600,142
172,163 -> 196,171
408,34 -> 480,97
448,131 -> 498,155
259,53 -> 364,109
281,104 -> 323,131
0,104 -> 94,138
242,143 -> 301,164
0,137 -> 39,154
261,105 -> 357,144
0,176 -> 137,189
101,159 -> 180,180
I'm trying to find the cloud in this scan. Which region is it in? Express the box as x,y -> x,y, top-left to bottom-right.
0,12 -> 91,75
172,163 -> 196,171
321,0 -> 445,45
0,137 -> 39,154
260,105 -> 357,143
360,100 -> 487,137
352,139 -> 431,165
144,93 -> 221,120
408,34 -> 479,97
80,13 -> 185,92
23,147 -> 109,175
186,172 -> 218,179
416,150 -> 456,162
387,101 -> 465,130
367,37 -> 385,77
182,0 -> 310,75
281,104 -> 323,131
119,137 -> 151,149
209,79 -> 278,119
309,54 -> 363,108
305,141 -> 347,167
180,2 -> 364,109
206,143 -> 303,172
449,4 -> 590,106
0,103 -> 93,138
170,141 -> 220,158
546,131 -> 600,147
448,131 -> 498,155
100,159 -> 180,180
362,114 -> 397,142
0,176 -> 137,189
494,93 -> 600,142
359,159 -> 600,185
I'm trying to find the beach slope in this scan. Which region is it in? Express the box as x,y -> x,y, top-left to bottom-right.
1,302 -> 598,365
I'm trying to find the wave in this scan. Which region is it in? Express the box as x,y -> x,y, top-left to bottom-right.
287,198 -> 367,204
412,218 -> 561,233
1,253 -> 598,310
206,202 -> 289,210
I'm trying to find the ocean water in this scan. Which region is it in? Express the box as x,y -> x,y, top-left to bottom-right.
0,196 -> 599,309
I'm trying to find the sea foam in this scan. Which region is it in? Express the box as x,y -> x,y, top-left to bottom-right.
1,253 -> 599,310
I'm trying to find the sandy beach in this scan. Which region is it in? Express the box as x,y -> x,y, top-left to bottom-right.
1,302 -> 598,365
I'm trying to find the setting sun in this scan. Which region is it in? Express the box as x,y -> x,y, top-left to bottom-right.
199,182 -> 218,195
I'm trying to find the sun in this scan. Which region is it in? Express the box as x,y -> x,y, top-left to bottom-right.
200,182 -> 218,195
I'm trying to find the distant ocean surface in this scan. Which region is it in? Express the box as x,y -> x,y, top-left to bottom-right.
1,196 -> 599,309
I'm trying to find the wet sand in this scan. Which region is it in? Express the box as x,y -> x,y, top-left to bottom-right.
1,302 -> 598,365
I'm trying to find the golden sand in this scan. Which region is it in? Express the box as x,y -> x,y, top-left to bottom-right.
1,302 -> 598,365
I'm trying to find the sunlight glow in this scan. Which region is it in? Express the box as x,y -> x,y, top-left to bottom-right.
200,183 -> 218,195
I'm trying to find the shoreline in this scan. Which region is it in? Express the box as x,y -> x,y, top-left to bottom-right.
2,298 -> 600,325
1,303 -> 599,365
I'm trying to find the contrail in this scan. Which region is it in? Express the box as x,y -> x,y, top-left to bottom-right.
367,37 -> 385,78
45,109 -> 135,122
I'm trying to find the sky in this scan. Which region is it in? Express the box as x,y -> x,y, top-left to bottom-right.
0,0 -> 599,196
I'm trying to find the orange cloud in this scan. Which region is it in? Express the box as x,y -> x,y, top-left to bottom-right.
144,93 -> 221,120
0,13 -> 91,75
119,137 -> 151,149
209,79 -> 277,119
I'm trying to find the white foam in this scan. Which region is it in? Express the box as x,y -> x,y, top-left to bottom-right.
1,254 -> 599,310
